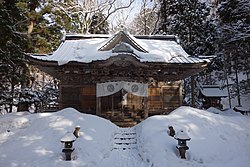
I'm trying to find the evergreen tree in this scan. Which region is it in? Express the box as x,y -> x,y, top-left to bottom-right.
217,0 -> 250,106
16,0 -> 63,53
0,0 -> 62,113
158,0 -> 219,107
0,0 -> 29,112
158,0 -> 214,56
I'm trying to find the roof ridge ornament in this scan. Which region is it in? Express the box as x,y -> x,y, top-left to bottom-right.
117,24 -> 128,33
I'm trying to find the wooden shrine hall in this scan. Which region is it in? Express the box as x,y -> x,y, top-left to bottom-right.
199,84 -> 227,109
29,30 -> 209,126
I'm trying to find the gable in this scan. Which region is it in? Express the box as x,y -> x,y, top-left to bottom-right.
98,31 -> 148,53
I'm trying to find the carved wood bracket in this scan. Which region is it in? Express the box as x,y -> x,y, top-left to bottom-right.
98,54 -> 148,68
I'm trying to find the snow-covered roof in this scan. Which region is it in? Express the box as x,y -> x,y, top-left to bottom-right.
200,85 -> 228,97
31,31 -> 209,66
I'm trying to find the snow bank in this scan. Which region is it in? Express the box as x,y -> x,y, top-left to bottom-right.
137,106 -> 250,167
0,106 -> 250,167
0,108 -> 117,167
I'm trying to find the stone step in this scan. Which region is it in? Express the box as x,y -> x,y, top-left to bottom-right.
132,115 -> 142,119
114,141 -> 137,145
111,117 -> 134,120
100,110 -> 144,127
114,144 -> 137,149
102,114 -> 134,120
114,147 -> 137,150
102,111 -> 143,117
114,132 -> 136,136
113,128 -> 137,150
102,111 -> 131,116
115,135 -> 136,140
113,121 -> 137,127
114,137 -> 137,143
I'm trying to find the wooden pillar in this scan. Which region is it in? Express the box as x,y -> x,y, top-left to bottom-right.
111,94 -> 114,116
191,75 -> 195,107
183,79 -> 186,98
59,84 -> 63,109
96,97 -> 101,115
179,81 -> 182,105
143,97 -> 148,118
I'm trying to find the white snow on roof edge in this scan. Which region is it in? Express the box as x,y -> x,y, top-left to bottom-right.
30,31 -> 210,66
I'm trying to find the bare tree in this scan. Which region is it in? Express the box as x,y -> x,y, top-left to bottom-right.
128,0 -> 160,35
48,0 -> 136,33
109,0 -> 135,33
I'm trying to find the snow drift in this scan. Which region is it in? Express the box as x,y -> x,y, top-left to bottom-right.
0,106 -> 250,167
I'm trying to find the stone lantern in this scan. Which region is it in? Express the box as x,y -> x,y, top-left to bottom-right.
61,133 -> 76,161
174,129 -> 191,159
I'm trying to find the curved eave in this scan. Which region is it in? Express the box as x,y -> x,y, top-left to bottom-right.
28,54 -> 209,69
28,56 -> 59,66
28,56 -> 91,67
147,61 -> 209,68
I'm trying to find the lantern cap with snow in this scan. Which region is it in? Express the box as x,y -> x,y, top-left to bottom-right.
174,129 -> 191,148
174,129 -> 191,140
75,125 -> 80,129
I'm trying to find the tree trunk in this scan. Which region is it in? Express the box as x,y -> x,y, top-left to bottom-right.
162,0 -> 167,32
226,75 -> 231,108
27,20 -> 34,36
224,52 -> 232,108
234,59 -> 241,106
143,0 -> 147,35
245,56 -> 249,84
9,84 -> 14,113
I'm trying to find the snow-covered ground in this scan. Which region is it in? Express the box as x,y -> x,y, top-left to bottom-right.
219,72 -> 250,111
0,106 -> 250,167
222,93 -> 250,110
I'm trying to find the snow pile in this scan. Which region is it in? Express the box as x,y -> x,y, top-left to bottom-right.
0,106 -> 250,167
207,107 -> 242,116
0,108 -> 117,167
137,106 -> 250,167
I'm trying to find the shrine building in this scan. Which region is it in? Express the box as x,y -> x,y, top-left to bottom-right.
29,30 -> 209,126
199,84 -> 227,109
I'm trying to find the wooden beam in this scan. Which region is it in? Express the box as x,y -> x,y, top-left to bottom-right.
143,97 -> 148,118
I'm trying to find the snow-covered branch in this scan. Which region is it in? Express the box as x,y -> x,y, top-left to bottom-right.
95,0 -> 135,29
